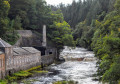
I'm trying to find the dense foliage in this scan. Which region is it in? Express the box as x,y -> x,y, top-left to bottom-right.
0,0 -> 75,52
0,0 -> 10,37
9,0 -> 51,30
0,0 -> 19,44
51,0 -> 115,28
52,0 -> 120,83
92,1 -> 120,83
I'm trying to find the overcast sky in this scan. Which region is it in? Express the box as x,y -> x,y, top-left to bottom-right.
45,0 -> 79,6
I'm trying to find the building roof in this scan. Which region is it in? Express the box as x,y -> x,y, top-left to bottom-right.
22,47 -> 40,53
13,47 -> 40,56
0,38 -> 12,47
13,47 -> 30,55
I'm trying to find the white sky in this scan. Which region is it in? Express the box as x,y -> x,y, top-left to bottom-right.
45,0 -> 79,6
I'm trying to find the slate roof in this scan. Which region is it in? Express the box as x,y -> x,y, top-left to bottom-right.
13,47 -> 30,55
13,47 -> 40,56
0,38 -> 12,47
22,47 -> 40,53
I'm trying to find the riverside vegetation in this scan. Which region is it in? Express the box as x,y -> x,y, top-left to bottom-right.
0,0 -> 120,84
53,0 -> 120,83
0,65 -> 49,84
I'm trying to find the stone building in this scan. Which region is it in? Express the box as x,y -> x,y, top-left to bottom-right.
0,38 -> 41,78
0,39 -> 56,79
0,38 -> 13,77
8,47 -> 41,74
0,25 -> 57,79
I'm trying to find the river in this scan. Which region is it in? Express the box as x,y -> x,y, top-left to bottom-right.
20,47 -> 100,84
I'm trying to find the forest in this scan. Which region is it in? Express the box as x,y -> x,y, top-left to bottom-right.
0,0 -> 120,84
0,0 -> 75,50
53,0 -> 120,83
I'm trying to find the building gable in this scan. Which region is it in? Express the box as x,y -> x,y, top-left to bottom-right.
0,38 -> 12,47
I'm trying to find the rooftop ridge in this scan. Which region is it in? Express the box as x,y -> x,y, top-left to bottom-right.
0,38 -> 12,47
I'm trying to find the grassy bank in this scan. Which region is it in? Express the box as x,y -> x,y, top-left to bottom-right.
0,65 -> 48,84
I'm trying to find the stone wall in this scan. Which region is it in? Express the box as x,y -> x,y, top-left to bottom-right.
41,54 -> 55,65
0,53 -> 5,79
13,52 -> 41,72
6,50 -> 41,75
0,50 -> 56,78
14,30 -> 42,47
5,47 -> 13,71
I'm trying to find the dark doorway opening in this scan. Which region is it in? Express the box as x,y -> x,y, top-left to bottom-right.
33,46 -> 46,56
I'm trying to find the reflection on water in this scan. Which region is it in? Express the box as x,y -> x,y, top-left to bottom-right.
21,47 -> 100,84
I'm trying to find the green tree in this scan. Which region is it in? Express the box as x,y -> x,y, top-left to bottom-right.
47,11 -> 75,59
115,0 -> 120,13
51,0 -> 115,28
91,0 -> 120,82
9,0 -> 32,29
13,16 -> 22,30
0,0 -> 10,37
49,21 -> 75,49
9,0 -> 52,30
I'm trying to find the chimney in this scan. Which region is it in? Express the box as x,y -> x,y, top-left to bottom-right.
42,25 -> 47,47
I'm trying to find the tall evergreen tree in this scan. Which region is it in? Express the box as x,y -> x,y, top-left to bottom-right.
51,0 -> 115,28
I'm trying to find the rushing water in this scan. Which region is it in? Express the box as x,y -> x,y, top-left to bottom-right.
21,47 -> 100,84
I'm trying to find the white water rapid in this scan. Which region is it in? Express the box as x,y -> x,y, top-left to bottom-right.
20,47 -> 100,84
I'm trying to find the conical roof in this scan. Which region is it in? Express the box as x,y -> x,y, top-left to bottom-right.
0,38 -> 12,47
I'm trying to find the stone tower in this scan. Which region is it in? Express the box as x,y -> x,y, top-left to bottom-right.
0,38 -> 13,71
42,25 -> 47,47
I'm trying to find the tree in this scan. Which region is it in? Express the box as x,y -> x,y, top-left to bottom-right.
91,1 -> 120,82
13,15 -> 22,30
9,0 -> 52,30
49,21 -> 75,49
9,0 -> 32,29
115,0 -> 120,13
47,11 -> 75,59
0,0 -> 10,37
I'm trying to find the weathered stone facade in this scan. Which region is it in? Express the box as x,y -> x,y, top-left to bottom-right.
0,38 -> 56,79
0,25 -> 57,79
14,30 -> 42,47
0,51 -> 5,79
41,55 -> 54,65
5,47 -> 41,75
